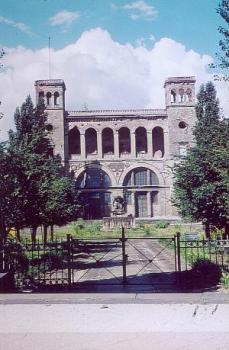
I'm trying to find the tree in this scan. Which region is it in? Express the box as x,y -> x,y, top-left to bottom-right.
0,48 -> 5,120
173,82 -> 229,238
217,0 -> 229,70
5,96 -> 78,242
40,171 -> 78,242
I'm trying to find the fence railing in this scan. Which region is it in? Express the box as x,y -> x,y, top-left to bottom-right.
0,231 -> 229,290
179,237 -> 229,272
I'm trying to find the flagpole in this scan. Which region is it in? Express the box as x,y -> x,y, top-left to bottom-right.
48,36 -> 51,79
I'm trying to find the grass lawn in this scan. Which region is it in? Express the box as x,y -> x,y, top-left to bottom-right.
19,219 -> 205,242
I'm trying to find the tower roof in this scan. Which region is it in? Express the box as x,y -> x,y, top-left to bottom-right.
35,79 -> 66,90
164,76 -> 196,87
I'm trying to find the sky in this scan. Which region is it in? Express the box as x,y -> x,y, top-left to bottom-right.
0,0 -> 228,139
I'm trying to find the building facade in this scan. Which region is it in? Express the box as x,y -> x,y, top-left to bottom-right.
35,76 -> 196,220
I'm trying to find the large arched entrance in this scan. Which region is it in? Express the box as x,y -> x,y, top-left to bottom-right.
123,167 -> 159,218
76,167 -> 112,219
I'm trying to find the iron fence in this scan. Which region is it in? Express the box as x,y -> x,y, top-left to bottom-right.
0,231 -> 229,291
179,237 -> 229,272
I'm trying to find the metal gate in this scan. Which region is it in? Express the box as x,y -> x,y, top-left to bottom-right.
69,229 -> 178,288
0,230 -> 179,291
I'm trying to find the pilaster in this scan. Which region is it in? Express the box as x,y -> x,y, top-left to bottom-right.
114,131 -> 119,158
131,132 -> 136,158
97,131 -> 102,158
147,131 -> 153,158
147,191 -> 152,217
80,132 -> 86,159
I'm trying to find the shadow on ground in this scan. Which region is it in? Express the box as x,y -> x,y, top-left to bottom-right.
28,270 -> 220,294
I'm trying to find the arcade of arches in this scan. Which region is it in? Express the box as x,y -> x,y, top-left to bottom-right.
68,126 -> 164,159
76,166 -> 162,219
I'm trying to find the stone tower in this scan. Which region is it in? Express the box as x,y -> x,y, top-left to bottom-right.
34,79 -> 67,162
165,76 -> 196,159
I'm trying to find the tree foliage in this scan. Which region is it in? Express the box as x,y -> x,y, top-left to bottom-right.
0,96 -> 78,242
173,82 -> 229,237
217,0 -> 229,69
0,48 -> 4,120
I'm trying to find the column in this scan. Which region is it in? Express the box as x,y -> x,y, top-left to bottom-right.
131,171 -> 134,186
80,132 -> 86,159
147,169 -> 151,186
114,131 -> 119,158
147,131 -> 153,158
147,191 -> 152,217
131,131 -> 136,158
97,131 -> 102,158
163,131 -> 169,158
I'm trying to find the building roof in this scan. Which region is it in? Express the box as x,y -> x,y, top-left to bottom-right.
67,109 -> 167,118
164,76 -> 196,87
35,79 -> 66,90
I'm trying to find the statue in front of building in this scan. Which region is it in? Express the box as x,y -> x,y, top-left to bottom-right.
112,196 -> 125,216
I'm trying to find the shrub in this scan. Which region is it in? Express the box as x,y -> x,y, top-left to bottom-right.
86,221 -> 102,234
144,224 -> 151,236
40,251 -> 63,269
154,220 -> 170,229
73,218 -> 85,235
221,272 -> 229,289
191,259 -> 221,287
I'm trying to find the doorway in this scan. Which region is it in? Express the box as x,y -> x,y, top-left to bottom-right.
135,192 -> 148,217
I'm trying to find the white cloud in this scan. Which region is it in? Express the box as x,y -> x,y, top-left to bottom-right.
123,1 -> 158,20
0,28 -> 228,140
136,34 -> 156,47
149,34 -> 156,42
49,10 -> 80,27
0,16 -> 32,35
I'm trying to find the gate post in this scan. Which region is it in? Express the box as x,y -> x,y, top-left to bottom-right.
67,234 -> 72,289
176,232 -> 181,273
121,226 -> 127,284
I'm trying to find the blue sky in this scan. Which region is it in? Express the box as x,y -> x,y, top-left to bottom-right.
0,0 -> 228,140
0,0 -> 223,56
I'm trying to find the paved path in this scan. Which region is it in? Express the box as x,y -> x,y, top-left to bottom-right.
72,238 -> 176,288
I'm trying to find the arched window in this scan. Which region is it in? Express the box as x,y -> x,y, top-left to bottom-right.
171,90 -> 176,103
38,91 -> 44,102
123,167 -> 159,187
102,128 -> 114,155
85,128 -> 97,155
68,127 -> 81,155
76,168 -> 111,189
46,92 -> 52,106
135,127 -> 147,154
119,127 -> 130,154
179,88 -> 185,102
186,88 -> 192,102
152,127 -> 164,159
54,91 -> 60,106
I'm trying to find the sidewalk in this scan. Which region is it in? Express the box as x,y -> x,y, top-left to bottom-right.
0,291 -> 229,350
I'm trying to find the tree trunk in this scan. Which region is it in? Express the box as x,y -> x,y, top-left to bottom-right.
43,225 -> 48,244
50,225 -> 54,241
204,222 -> 211,239
0,218 -> 6,272
223,223 -> 229,240
0,221 -> 7,244
16,228 -> 21,242
30,226 -> 37,244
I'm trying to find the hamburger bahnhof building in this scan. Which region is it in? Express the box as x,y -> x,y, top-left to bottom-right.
35,76 -> 196,220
